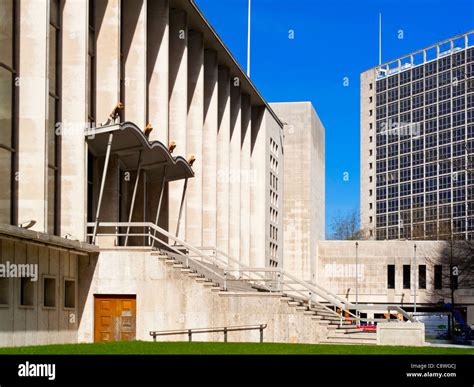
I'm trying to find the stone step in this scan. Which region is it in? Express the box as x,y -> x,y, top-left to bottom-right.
164,259 -> 175,265
331,327 -> 363,337
314,310 -> 341,316
180,268 -> 192,273
312,309 -> 339,315
328,328 -> 375,335
150,252 -> 167,256
288,301 -> 300,307
303,311 -> 316,316
312,307 -> 339,314
327,321 -> 354,326
316,315 -> 341,322
187,273 -> 200,277
315,320 -> 330,325
195,278 -> 208,283
322,337 -> 376,345
296,306 -> 308,311
327,319 -> 353,324
335,328 -> 366,334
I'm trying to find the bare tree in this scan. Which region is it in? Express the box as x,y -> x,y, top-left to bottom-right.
425,222 -> 474,337
330,208 -> 366,240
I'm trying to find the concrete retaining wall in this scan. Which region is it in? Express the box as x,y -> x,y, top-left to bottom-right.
78,249 -> 329,344
377,322 -> 425,346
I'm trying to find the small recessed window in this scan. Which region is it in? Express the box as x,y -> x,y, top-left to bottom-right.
369,216 -> 373,223
387,265 -> 395,289
369,110 -> 373,116
43,277 -> 56,308
369,203 -> 373,210
369,136 -> 373,143
369,162 -> 373,169
369,83 -> 373,90
64,279 -> 76,309
20,277 -> 35,307
369,189 -> 373,196
434,265 -> 442,290
369,96 -> 373,103
403,265 -> 411,289
0,278 -> 9,305
419,265 -> 426,289
369,123 -> 373,130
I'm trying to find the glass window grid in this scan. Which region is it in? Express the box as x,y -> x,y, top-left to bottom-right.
374,48 -> 474,239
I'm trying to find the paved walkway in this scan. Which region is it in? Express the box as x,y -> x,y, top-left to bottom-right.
427,342 -> 473,349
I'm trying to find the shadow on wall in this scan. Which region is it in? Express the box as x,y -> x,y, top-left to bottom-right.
0,237 -> 98,347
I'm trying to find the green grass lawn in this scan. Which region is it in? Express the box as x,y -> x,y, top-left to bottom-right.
0,341 -> 472,355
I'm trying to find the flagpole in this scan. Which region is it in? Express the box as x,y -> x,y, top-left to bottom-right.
247,0 -> 251,77
379,13 -> 382,65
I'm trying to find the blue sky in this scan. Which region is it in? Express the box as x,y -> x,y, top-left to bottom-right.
195,0 -> 474,236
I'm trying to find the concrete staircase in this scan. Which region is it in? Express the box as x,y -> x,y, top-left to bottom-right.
152,250 -> 377,345
280,297 -> 376,345
162,250 -> 259,292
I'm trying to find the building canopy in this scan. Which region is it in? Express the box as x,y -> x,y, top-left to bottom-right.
84,121 -> 194,182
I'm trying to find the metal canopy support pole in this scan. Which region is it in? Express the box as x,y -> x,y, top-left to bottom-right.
355,241 -> 359,324
174,178 -> 188,241
152,166 -> 167,247
92,133 -> 114,244
414,243 -> 417,315
124,151 -> 143,246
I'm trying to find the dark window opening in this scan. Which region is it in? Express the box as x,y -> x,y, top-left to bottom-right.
48,0 -> 61,235
403,264 -> 411,289
0,0 -> 18,226
20,277 -> 34,307
0,278 -> 9,305
434,265 -> 443,290
418,265 -> 426,289
43,277 -> 56,308
64,280 -> 76,309
387,264 -> 395,289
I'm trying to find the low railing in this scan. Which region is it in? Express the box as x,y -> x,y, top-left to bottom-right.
197,245 -> 415,323
149,324 -> 267,343
87,221 -> 416,325
86,221 -> 229,289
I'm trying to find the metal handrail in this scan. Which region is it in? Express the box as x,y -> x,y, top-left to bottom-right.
87,222 -> 229,289
226,258 -> 412,322
87,221 -> 415,323
149,324 -> 267,342
197,246 -> 273,288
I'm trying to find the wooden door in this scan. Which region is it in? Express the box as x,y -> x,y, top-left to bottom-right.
94,295 -> 136,342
